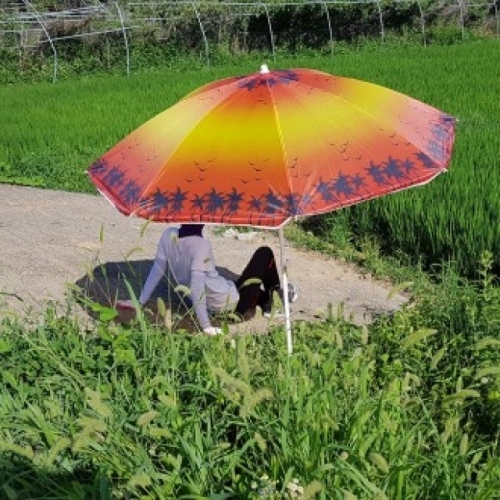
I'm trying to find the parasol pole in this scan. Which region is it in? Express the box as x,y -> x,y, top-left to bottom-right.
278,227 -> 293,355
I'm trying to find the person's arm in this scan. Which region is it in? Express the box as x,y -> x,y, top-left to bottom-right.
116,255 -> 167,311
190,269 -> 211,330
138,230 -> 172,305
190,240 -> 222,335
139,256 -> 167,305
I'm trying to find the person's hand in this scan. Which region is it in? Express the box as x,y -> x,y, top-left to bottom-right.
203,326 -> 222,336
116,299 -> 138,311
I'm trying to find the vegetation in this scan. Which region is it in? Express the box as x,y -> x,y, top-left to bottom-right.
1,39 -> 499,277
1,0 -> 495,84
1,252 -> 500,498
1,35 -> 500,498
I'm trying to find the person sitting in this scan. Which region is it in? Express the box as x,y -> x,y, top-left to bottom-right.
116,224 -> 297,335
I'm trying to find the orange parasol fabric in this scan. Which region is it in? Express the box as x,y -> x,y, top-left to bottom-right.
88,65 -> 456,228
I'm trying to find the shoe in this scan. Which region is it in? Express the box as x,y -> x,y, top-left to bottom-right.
116,299 -> 136,311
262,283 -> 297,318
286,282 -> 298,304
263,309 -> 286,319
272,282 -> 298,304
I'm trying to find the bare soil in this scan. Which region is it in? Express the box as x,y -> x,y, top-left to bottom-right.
0,184 -> 406,333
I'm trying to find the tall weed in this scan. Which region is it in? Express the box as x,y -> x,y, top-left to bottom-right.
1,276 -> 500,498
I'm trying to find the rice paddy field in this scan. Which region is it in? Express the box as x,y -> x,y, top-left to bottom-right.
1,39 -> 499,277
2,39 -> 500,499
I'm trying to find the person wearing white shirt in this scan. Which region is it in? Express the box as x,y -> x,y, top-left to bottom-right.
117,224 -> 297,335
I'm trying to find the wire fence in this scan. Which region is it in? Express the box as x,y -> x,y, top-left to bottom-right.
1,0 -> 498,82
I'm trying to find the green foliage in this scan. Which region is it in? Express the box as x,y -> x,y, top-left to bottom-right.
2,0 -> 497,85
302,40 -> 500,280
2,261 -> 500,498
2,41 -> 499,278
1,24 -> 500,499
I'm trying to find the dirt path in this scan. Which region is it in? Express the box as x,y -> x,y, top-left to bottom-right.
0,184 -> 406,332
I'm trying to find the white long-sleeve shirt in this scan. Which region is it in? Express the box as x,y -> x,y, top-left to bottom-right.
139,227 -> 239,329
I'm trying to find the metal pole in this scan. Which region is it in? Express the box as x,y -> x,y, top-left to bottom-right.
191,1 -> 210,67
376,0 -> 385,44
23,0 -> 58,83
322,1 -> 334,58
493,0 -> 499,38
260,1 -> 276,63
458,0 -> 466,40
279,227 -> 293,355
415,0 -> 427,46
114,1 -> 130,76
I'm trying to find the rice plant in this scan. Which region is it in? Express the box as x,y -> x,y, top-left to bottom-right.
1,40 -> 498,276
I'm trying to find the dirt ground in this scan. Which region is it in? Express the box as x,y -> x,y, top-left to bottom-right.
0,184 -> 407,333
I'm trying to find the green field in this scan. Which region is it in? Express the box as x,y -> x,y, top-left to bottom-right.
2,39 -> 500,499
1,39 -> 499,276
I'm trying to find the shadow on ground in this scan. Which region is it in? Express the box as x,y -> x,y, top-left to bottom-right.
74,259 -> 242,331
1,458 -> 102,498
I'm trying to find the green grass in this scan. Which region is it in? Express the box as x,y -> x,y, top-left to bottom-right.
2,256 -> 500,499
342,41 -> 500,278
2,39 -> 500,496
1,40 -> 499,277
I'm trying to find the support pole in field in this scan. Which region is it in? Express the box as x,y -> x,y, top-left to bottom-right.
114,1 -> 130,76
375,0 -> 385,43
23,0 -> 58,83
457,0 -> 466,40
415,0 -> 427,46
260,1 -> 276,63
191,1 -> 210,68
322,1 -> 334,58
493,0 -> 499,38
